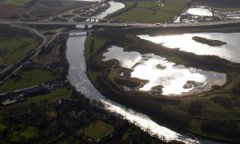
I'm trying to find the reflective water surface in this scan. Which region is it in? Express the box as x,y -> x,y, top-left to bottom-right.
103,46 -> 226,96
93,1 -> 125,19
186,7 -> 213,16
103,46 -> 142,68
66,2 -> 220,142
138,33 -> 240,63
173,6 -> 214,23
66,35 -> 205,143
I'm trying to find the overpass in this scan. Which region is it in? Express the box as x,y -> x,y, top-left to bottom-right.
1,19 -> 240,28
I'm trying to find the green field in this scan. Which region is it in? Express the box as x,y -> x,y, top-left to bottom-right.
10,126 -> 39,143
28,88 -> 70,104
85,37 -> 106,84
4,0 -> 32,6
0,37 -> 38,65
0,123 -> 6,133
0,67 -> 56,93
78,120 -> 113,139
14,88 -> 70,108
19,126 -> 39,139
85,36 -> 106,59
112,0 -> 192,23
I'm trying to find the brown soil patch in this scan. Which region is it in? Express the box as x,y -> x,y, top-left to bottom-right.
0,6 -> 26,17
40,47 -> 59,64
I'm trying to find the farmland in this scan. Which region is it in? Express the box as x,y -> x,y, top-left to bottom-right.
0,0 -> 92,18
0,36 -> 38,66
8,88 -> 71,109
0,66 -> 56,93
4,0 -> 32,6
112,0 -> 192,23
78,120 -> 114,139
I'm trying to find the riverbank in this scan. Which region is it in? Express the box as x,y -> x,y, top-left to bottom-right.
86,25 -> 240,143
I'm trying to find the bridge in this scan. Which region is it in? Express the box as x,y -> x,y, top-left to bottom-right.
1,19 -> 240,28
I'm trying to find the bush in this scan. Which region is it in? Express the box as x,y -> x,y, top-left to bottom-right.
233,83 -> 240,95
210,96 -> 233,109
201,120 -> 240,138
188,100 -> 203,116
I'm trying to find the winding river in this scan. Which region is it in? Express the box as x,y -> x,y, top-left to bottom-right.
66,1 -> 220,144
66,34 -> 202,144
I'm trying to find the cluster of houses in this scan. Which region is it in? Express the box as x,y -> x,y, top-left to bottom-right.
0,80 -> 68,108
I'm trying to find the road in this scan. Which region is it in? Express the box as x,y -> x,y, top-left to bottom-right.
1,19 -> 240,28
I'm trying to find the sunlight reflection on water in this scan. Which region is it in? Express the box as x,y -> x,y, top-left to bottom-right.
103,46 -> 226,96
138,33 -> 240,63
67,36 -> 202,143
186,7 -> 213,16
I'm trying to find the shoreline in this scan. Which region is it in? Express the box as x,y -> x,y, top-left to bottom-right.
85,27 -> 240,142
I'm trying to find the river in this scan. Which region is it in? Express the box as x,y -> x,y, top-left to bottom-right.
66,34 -> 204,144
93,1 -> 125,19
66,1 -> 218,144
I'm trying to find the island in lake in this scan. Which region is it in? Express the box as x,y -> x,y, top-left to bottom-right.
192,36 -> 227,46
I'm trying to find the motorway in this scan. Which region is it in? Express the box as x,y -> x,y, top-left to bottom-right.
1,19 -> 240,28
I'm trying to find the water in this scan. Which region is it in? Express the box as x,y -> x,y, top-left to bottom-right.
103,46 -> 226,96
66,35 -> 204,143
102,46 -> 142,68
174,5 -> 240,23
173,6 -> 214,23
186,7 -> 213,16
225,13 -> 240,20
66,1 -> 218,143
92,1 -> 125,19
138,33 -> 240,63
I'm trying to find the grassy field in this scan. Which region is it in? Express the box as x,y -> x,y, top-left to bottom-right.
125,1 -> 135,8
112,0 -> 192,23
0,67 -> 56,93
19,126 -> 39,139
0,123 -> 6,133
85,37 -> 106,55
78,120 -> 113,139
13,88 -> 70,108
0,36 -> 38,65
10,126 -> 39,143
28,88 -> 70,104
85,36 -> 106,85
85,36 -> 106,64
4,0 -> 32,5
